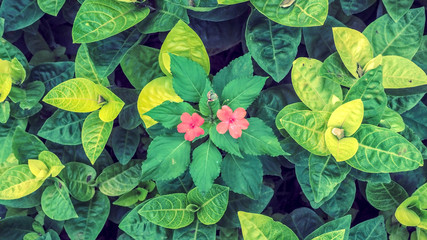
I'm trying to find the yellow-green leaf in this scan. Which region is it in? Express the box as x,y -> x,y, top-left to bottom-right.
28,160 -> 49,179
37,0 -> 66,16
333,27 -> 373,78
81,111 -> 113,164
137,76 -> 182,128
325,127 -> 359,162
159,20 -> 210,76
0,165 -> 43,200
38,151 -> 64,178
0,74 -> 12,102
97,85 -> 124,122
363,55 -> 383,73
218,0 -> 248,4
42,78 -> 102,113
328,99 -> 364,136
395,196 -> 421,227
382,55 -> 427,92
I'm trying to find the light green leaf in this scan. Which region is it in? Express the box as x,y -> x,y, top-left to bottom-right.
221,76 -> 267,110
138,193 -> 195,229
382,0 -> 414,22
305,215 -> 351,240
309,154 -> 351,203
238,211 -> 299,240
12,126 -> 47,163
172,219 -> 216,240
349,216 -> 387,240
363,8 -> 425,59
292,57 -> 342,111
218,0 -> 248,4
395,196 -> 422,227
345,66 -> 386,125
111,126 -> 140,165
249,0 -> 328,27
221,154 -> 263,199
72,0 -> 150,43
240,118 -> 286,157
64,191 -> 110,240
189,140 -> 222,194
141,135 -> 191,181
59,162 -> 96,202
75,44 -> 109,86
97,85 -> 125,122
0,38 -> 29,74
346,124 -> 423,173
279,103 -> 330,156
81,111 -> 114,164
159,20 -> 210,76
209,127 -> 242,158
38,151 -> 64,177
245,9 -> 301,82
312,230 -> 345,240
366,180 -> 408,211
0,165 -> 43,200
0,75 -> 12,103
41,179 -> 78,221
37,0 -> 66,16
379,107 -> 405,132
0,118 -> 27,162
96,160 -> 141,196
328,99 -> 364,136
325,128 -> 359,162
333,27 -> 373,78
42,78 -> 102,113
187,184 -> 229,225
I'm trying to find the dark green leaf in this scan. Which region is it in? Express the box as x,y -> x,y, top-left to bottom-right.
366,180 -> 408,211
28,62 -> 75,92
0,118 -> 27,162
59,162 -> 96,202
12,126 -> 47,163
282,208 -> 324,240
320,177 -> 356,218
0,0 -> 44,32
304,215 -> 351,240
112,126 -> 140,165
319,52 -> 357,88
0,216 -> 33,239
349,216 -> 387,240
96,160 -> 142,196
401,102 -> 427,140
340,0 -> 376,15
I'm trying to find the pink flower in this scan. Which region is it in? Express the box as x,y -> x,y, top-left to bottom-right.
216,105 -> 249,139
177,112 -> 205,141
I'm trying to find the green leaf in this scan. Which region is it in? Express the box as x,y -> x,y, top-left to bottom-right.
379,107 -> 405,132
0,101 -> 9,124
320,177 -> 356,218
41,179 -> 78,221
279,104 -> 330,156
382,0 -> 414,22
111,126 -> 140,165
0,38 -> 29,73
218,0 -> 248,4
37,110 -> 88,146
0,0 -> 44,32
281,208 -> 324,240
11,81 -> 45,110
325,128 -> 359,162
187,184 -> 229,225
346,124 -> 423,173
120,45 -> 163,90
305,215 -> 351,240
43,78 -> 102,113
209,127 -> 242,158
189,140 -> 222,194
340,0 -> 376,15
245,9 -> 301,82
238,211 -> 299,240
38,151 -> 64,177
413,35 -> 427,72
28,62 -> 75,92
221,154 -> 263,199
0,216 -> 33,239
0,118 -> 27,162
333,27 -> 373,78
59,162 -> 96,202
312,230 -> 345,240
240,118 -> 286,157
64,191 -> 110,240
170,54 -> 208,103
349,216 -> 387,240
387,93 -> 425,114
97,85 -> 125,122
115,88 -> 142,130
0,165 -> 43,200
172,219 -> 216,240
402,102 -> 427,140
292,57 -> 343,111
345,67 -> 386,125
328,99 -> 364,136
72,0 -> 150,43
309,154 -> 351,203
366,181 -> 408,211
37,0 -> 66,16
141,135 -> 191,181
221,76 -> 267,110
159,20 -> 210,76
138,193 -> 195,229
96,160 -> 141,196
81,111 -> 114,164
363,8 -> 425,59
75,44 -> 109,86
12,126 -> 47,163
249,0 -> 328,27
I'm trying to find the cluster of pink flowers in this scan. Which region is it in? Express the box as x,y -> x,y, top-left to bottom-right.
177,105 -> 249,141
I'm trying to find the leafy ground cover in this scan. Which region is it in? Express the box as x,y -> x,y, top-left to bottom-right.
0,0 -> 426,239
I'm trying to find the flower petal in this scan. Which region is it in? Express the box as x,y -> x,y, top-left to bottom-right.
233,107 -> 247,119
177,122 -> 190,133
216,122 -> 229,134
180,112 -> 191,123
193,127 -> 205,138
217,105 -> 233,121
229,124 -> 242,139
192,113 -> 205,127
184,131 -> 196,141
235,118 -> 249,130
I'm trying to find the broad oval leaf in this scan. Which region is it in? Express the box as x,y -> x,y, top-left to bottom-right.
41,179 -> 78,221
0,165 -> 43,200
72,0 -> 150,43
42,78 -> 102,113
75,43 -> 109,86
1,120 -> 28,162
292,57 -> 342,111
146,101 -> 195,129
37,0 -> 66,16
28,61 -> 75,93
159,20 -> 210,76
328,99 -> 364,136
238,211 -> 299,240
320,177 -> 356,218
81,111 -> 114,164
96,160 -> 141,196
382,0 -> 414,22
137,76 -> 183,128
325,128 -> 359,162
305,215 -> 351,240
332,27 -> 373,78
138,193 -> 195,229
59,162 -> 97,202
245,9 -> 301,82
12,126 -> 47,164
363,8 -> 425,59
111,126 -> 140,165
340,0 -> 376,15
187,184 -> 229,225
0,216 -> 34,240
366,180 -> 408,211
379,107 -> 405,132
250,0 -> 328,27
319,52 -> 357,88
349,216 -> 387,240
346,124 -> 423,173
0,0 -> 44,32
